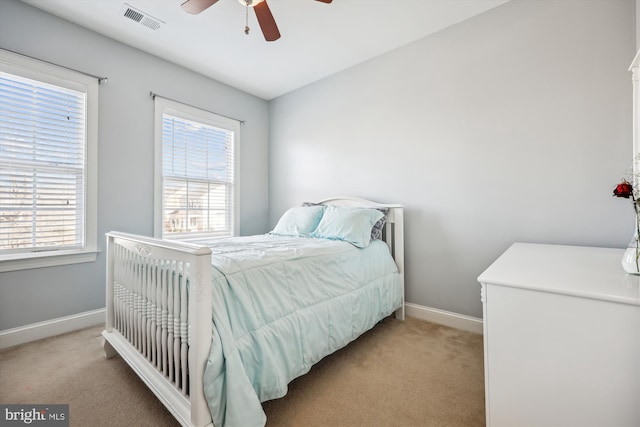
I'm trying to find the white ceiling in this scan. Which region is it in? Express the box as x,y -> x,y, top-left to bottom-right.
21,0 -> 511,100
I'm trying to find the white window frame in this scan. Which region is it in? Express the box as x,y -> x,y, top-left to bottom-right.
0,50 -> 98,272
153,96 -> 239,241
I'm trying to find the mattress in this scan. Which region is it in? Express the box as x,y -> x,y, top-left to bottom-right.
199,234 -> 402,427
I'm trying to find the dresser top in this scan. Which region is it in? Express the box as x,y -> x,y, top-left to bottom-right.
477,243 -> 640,306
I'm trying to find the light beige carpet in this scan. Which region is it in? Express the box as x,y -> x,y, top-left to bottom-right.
0,317 -> 484,427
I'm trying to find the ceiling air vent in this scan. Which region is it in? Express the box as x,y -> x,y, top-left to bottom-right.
121,4 -> 164,30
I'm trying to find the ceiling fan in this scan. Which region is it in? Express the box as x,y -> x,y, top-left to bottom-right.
181,0 -> 333,42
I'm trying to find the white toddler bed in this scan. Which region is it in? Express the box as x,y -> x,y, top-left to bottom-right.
102,197 -> 404,427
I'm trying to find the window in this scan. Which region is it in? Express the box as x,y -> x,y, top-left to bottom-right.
0,50 -> 98,272
154,97 -> 239,241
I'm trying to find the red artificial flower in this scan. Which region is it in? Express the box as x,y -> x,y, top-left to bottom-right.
613,180 -> 634,199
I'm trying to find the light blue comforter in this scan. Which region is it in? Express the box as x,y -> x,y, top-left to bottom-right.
201,235 -> 402,427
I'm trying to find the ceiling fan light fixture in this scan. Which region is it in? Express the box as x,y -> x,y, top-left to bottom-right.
237,0 -> 266,8
182,0 -> 331,42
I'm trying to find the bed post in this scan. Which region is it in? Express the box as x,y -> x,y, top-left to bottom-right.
103,234 -> 118,359
189,247 -> 213,427
392,207 -> 405,321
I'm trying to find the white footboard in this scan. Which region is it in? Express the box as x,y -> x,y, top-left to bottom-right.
102,231 -> 213,427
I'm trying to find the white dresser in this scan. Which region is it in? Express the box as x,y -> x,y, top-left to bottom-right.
477,243 -> 640,427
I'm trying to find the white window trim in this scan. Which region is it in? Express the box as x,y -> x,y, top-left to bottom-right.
0,50 -> 98,272
153,96 -> 240,240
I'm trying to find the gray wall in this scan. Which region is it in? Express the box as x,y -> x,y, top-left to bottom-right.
269,0 -> 637,318
0,0 -> 270,330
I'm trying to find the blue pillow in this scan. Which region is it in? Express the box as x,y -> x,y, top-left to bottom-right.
304,202 -> 388,241
270,205 -> 325,236
311,205 -> 384,248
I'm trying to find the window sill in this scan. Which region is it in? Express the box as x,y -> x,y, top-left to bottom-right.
0,249 -> 100,272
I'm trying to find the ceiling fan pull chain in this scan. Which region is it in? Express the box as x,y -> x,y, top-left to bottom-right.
244,1 -> 250,34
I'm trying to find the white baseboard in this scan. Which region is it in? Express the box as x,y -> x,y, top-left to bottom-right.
0,308 -> 105,350
405,302 -> 483,334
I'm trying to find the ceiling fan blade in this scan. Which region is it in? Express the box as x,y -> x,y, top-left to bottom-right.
315,0 -> 333,3
254,1 -> 281,42
181,0 -> 219,15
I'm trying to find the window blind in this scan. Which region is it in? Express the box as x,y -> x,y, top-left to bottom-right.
0,72 -> 86,253
161,114 -> 235,238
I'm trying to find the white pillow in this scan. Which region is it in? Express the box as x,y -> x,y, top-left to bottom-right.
270,205 -> 325,236
311,205 -> 384,248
